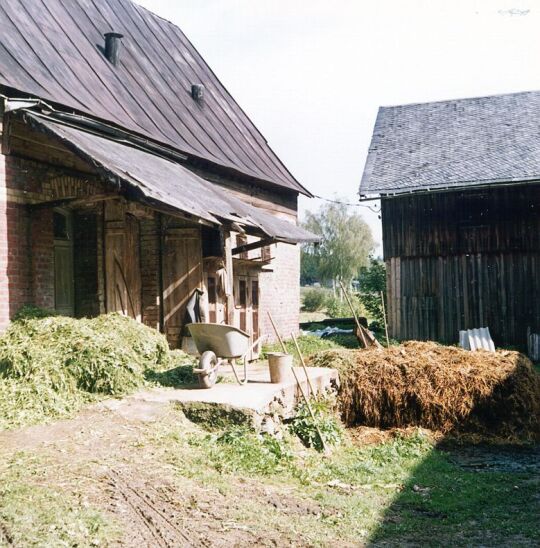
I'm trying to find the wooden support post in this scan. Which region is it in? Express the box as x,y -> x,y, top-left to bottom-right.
380,290 -> 390,347
223,229 -> 235,326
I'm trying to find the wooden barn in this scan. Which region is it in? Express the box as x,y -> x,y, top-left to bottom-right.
360,91 -> 540,347
0,0 -> 317,353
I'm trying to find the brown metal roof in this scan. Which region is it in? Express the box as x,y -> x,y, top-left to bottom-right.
0,0 -> 309,195
27,113 -> 319,244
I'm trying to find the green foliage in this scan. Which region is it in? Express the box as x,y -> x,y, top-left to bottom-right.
302,288 -> 328,312
325,293 -> 365,319
289,397 -> 343,451
302,201 -> 375,286
358,259 -> 387,325
0,453 -> 119,546
190,427 -> 293,475
300,248 -> 321,285
144,349 -> 198,386
12,304 -> 59,321
263,334 -> 342,359
0,311 -> 196,430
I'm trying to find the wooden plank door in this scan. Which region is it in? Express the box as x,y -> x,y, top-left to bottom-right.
53,209 -> 75,316
206,274 -> 226,324
105,205 -> 142,321
162,227 -> 203,347
233,272 -> 261,360
53,209 -> 74,316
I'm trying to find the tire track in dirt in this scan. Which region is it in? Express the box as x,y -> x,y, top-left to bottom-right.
107,468 -> 203,547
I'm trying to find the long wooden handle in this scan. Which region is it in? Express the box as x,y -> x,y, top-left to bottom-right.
267,312 -> 327,452
267,311 -> 287,353
291,332 -> 316,397
339,279 -> 367,347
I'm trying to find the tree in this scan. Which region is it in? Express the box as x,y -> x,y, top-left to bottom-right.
302,201 -> 374,288
358,258 -> 386,326
300,248 -> 320,285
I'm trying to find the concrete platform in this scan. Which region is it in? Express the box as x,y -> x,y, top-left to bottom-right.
101,363 -> 339,428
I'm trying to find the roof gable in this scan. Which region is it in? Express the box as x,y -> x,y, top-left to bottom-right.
0,0 -> 307,194
360,90 -> 540,197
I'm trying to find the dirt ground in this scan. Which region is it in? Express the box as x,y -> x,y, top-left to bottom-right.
0,398 -> 325,547
1,396 -> 538,547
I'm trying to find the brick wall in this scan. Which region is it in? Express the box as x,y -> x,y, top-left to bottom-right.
30,208 -> 54,309
259,242 -> 301,342
0,151 -> 105,330
0,167 -> 33,329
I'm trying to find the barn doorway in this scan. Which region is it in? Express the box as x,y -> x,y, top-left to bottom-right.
53,208 -> 75,316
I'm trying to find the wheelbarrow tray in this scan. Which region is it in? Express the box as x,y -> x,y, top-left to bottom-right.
187,323 -> 251,359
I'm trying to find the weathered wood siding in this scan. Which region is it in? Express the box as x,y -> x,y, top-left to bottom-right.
382,184 -> 540,346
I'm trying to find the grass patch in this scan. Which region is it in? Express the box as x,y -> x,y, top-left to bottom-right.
157,420 -> 539,545
0,452 -> 119,546
263,334 -> 343,359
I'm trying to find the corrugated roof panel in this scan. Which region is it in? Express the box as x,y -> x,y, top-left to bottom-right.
28,114 -> 319,244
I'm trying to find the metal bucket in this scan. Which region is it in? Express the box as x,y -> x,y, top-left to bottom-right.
267,352 -> 294,383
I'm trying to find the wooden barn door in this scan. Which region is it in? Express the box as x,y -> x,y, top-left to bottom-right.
104,202 -> 142,320
234,271 -> 260,360
206,273 -> 226,324
162,227 -> 203,347
53,209 -> 74,316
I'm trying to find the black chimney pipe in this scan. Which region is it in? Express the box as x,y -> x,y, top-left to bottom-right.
104,32 -> 123,66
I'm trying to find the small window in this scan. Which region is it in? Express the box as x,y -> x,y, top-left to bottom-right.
251,280 -> 259,307
239,279 -> 247,307
261,245 -> 272,262
53,211 -> 69,240
236,234 -> 248,259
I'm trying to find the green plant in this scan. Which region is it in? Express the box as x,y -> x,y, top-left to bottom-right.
302,288 -> 328,312
289,397 -> 343,451
12,304 -> 59,321
326,294 -> 365,319
191,427 -> 294,475
263,334 -> 341,359
358,259 -> 386,324
0,311 -> 197,430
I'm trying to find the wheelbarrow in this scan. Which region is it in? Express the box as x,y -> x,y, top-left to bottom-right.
186,323 -> 264,388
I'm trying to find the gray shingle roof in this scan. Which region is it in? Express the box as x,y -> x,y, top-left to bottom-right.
360,90 -> 540,198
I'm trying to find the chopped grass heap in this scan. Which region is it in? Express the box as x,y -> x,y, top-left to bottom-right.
310,341 -> 540,441
0,310 -> 194,430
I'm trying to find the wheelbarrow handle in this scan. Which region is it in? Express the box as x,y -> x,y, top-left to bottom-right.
241,335 -> 267,361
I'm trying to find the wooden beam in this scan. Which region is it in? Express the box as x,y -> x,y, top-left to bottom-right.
0,108 -> 10,155
222,229 -> 236,326
232,237 -> 275,256
29,193 -> 119,210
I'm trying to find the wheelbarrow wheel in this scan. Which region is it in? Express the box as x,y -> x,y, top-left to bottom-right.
198,351 -> 218,388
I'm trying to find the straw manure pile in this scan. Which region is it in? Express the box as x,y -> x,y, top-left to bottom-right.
310,341 -> 540,441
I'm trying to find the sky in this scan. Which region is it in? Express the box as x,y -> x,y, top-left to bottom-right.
136,0 -> 540,250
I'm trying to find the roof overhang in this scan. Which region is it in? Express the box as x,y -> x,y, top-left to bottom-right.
25,113 -> 319,244
359,177 -> 540,201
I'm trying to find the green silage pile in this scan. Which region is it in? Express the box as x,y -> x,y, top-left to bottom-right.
0,311 -> 194,430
